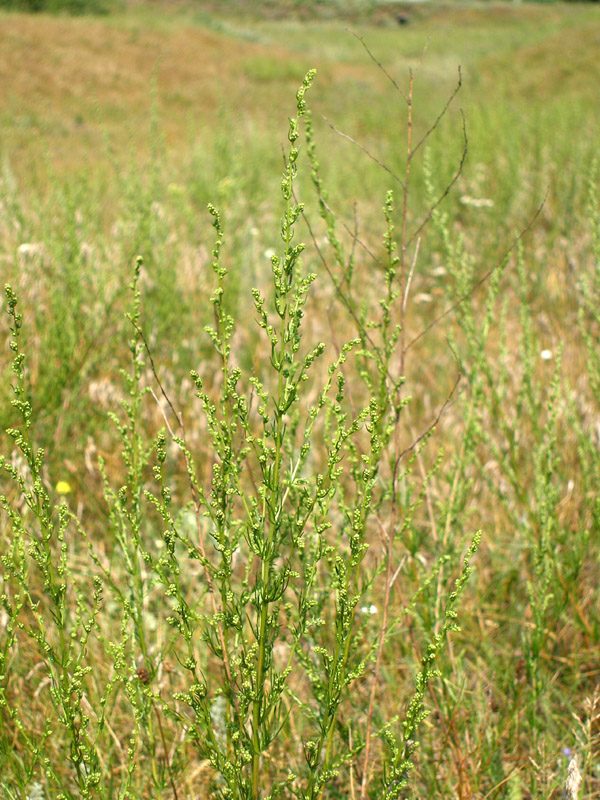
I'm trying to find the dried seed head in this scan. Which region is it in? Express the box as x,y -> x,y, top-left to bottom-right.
136,667 -> 150,685
562,755 -> 582,800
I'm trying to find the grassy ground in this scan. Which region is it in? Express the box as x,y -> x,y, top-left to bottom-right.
1,3 -> 600,799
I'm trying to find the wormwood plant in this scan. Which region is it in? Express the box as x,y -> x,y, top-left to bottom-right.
0,71 -> 480,799
416,113 -> 600,796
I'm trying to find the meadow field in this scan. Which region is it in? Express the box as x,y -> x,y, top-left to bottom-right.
1,2 -> 600,798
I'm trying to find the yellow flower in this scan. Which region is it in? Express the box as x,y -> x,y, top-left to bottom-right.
56,480 -> 72,495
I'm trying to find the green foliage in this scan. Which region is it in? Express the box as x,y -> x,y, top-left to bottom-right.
0,0 -> 114,15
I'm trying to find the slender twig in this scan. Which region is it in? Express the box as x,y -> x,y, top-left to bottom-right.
348,29 -> 408,103
322,116 -> 405,189
349,201 -> 360,286
130,318 -> 239,717
131,320 -> 179,424
407,110 -> 469,247
402,237 -> 421,316
394,373 -> 462,472
150,388 -> 176,439
409,418 -> 439,544
349,728 -> 357,800
314,192 -> 386,269
299,200 -> 382,355
406,193 -> 548,353
398,68 -> 414,381
389,557 -> 406,592
153,699 -> 179,800
410,67 -> 463,161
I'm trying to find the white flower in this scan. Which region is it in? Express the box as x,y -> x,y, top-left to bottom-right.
540,349 -> 553,361
360,604 -> 378,615
264,248 -> 276,260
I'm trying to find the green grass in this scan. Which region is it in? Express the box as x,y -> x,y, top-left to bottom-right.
1,2 -> 600,799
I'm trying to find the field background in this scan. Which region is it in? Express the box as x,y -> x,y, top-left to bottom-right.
1,2 -> 600,799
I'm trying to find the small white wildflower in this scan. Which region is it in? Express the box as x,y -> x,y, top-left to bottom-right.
540,349 -> 553,361
360,604 -> 378,615
562,755 -> 582,800
264,247 -> 276,260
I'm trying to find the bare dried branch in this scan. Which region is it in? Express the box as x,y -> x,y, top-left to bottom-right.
406,193 -> 548,352
322,115 -> 405,189
410,66 -> 463,160
395,372 -> 462,469
348,29 -> 408,104
407,109 -> 469,247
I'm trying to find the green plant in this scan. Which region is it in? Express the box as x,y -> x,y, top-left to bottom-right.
0,68 -> 482,800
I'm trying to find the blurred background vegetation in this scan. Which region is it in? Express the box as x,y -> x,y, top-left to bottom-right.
0,0 -> 598,16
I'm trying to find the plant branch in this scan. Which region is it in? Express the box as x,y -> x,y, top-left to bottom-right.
406,194 -> 547,352
129,317 -> 240,717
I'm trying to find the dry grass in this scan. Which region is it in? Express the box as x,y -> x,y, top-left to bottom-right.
0,12 -> 314,185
